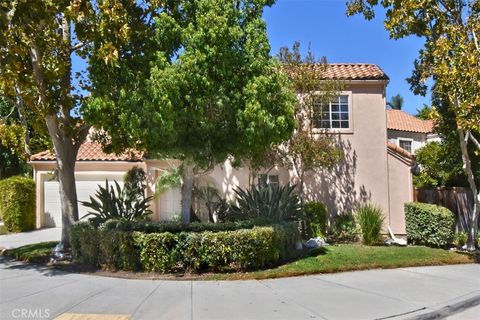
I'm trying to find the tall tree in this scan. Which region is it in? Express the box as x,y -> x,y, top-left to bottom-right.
0,0 -> 168,247
274,43 -> 344,202
387,93 -> 404,110
347,0 -> 480,250
84,0 -> 296,223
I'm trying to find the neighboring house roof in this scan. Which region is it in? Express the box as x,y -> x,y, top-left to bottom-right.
387,141 -> 415,161
387,109 -> 434,134
30,142 -> 143,162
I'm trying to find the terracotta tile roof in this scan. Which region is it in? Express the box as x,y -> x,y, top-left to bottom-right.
387,141 -> 415,161
321,63 -> 389,80
282,63 -> 389,81
30,142 -> 143,162
387,109 -> 434,134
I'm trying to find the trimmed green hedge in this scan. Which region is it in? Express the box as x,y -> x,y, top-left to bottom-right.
101,218 -> 266,233
405,203 -> 455,247
0,176 -> 36,232
70,221 -> 300,272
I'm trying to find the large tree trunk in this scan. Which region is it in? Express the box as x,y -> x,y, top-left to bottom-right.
56,150 -> 78,246
44,115 -> 86,248
181,161 -> 195,223
457,127 -> 479,251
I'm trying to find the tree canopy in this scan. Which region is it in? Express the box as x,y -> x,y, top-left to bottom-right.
0,0 -> 176,246
84,0 -> 297,222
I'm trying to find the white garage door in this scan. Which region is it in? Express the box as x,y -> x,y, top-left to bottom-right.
43,174 -> 124,227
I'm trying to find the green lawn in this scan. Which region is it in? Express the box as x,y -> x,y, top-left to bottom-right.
2,241 -> 58,263
206,245 -> 476,280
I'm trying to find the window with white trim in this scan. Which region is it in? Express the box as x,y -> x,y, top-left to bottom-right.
258,174 -> 279,188
313,95 -> 350,129
398,139 -> 412,153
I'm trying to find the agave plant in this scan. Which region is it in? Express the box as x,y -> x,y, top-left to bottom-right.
81,180 -> 153,226
230,184 -> 302,222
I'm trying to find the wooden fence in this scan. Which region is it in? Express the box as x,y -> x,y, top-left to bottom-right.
414,187 -> 479,231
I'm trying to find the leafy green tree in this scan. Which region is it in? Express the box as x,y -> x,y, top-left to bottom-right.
347,0 -> 480,250
387,94 -> 403,110
274,43 -> 344,201
85,0 -> 296,223
0,0 -> 169,247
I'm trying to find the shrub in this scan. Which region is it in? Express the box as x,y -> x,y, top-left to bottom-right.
453,232 -> 468,247
330,213 -> 358,243
356,204 -> 385,245
70,221 -> 300,272
304,201 -> 328,238
0,176 -> 36,232
229,184 -> 302,222
100,218 -> 269,233
70,222 -> 139,270
405,203 -> 455,247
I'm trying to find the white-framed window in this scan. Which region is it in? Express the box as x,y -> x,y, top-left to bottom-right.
313,95 -> 350,129
258,174 -> 279,188
398,139 -> 412,153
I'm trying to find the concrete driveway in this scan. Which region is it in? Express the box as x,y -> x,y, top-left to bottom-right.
0,228 -> 60,250
0,258 -> 479,320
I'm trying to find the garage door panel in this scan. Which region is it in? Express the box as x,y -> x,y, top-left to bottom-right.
43,176 -> 124,228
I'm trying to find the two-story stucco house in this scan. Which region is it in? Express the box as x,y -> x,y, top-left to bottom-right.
30,64 -> 415,235
387,109 -> 440,154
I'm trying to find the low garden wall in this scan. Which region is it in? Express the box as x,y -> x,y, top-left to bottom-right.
70,220 -> 300,272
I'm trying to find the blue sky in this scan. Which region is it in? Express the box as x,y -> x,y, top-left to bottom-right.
264,0 -> 430,115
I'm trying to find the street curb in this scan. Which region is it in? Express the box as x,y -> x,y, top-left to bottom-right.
406,293 -> 480,320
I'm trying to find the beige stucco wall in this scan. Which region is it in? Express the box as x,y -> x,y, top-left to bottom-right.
32,80 -> 414,234
386,150 -> 414,234
199,82 -> 392,226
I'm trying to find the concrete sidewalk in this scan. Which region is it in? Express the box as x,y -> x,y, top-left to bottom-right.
0,228 -> 60,250
0,258 -> 479,320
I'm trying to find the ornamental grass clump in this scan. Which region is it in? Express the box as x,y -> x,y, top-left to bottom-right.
356,204 -> 384,245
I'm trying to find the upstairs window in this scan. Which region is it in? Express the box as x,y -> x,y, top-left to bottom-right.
313,95 -> 350,129
399,139 -> 412,153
